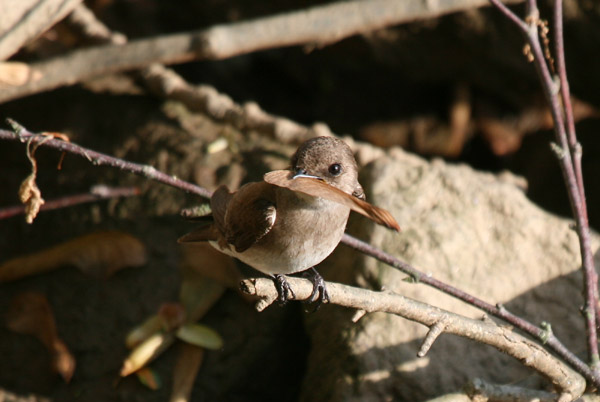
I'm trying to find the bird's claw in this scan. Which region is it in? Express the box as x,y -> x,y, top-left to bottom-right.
302,268 -> 330,311
273,274 -> 295,304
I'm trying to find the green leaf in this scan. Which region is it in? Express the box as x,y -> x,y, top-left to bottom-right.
176,323 -> 223,350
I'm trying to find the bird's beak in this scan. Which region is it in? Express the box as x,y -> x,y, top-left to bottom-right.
293,168 -> 322,180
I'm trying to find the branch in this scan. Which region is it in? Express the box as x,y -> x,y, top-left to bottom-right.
141,64 -> 323,144
341,233 -> 600,387
65,4 -> 327,145
465,378 -> 570,402
0,0 -> 523,104
489,0 -> 600,376
61,14 -> 592,381
0,122 -> 212,200
65,3 -> 127,45
0,0 -> 83,60
1,122 -> 597,387
240,276 -> 585,401
0,185 -> 139,220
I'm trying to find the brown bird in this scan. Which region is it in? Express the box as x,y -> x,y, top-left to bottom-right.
179,136 -> 399,306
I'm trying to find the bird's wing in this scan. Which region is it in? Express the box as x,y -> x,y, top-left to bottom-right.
177,185 -> 233,244
222,181 -> 277,253
264,170 -> 400,232
177,223 -> 218,243
210,185 -> 234,235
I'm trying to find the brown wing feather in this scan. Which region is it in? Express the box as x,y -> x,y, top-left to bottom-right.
177,224 -> 218,243
210,185 -> 233,235
222,182 -> 277,252
264,170 -> 400,231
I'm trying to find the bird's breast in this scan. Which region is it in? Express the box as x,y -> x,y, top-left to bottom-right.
216,190 -> 350,275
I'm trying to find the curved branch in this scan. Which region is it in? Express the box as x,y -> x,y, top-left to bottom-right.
0,0 -> 523,104
0,123 -> 596,387
240,276 -> 585,401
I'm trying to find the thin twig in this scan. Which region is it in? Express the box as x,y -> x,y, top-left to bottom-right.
553,0 -> 585,212
1,123 -> 596,387
341,233 -> 600,386
0,124 -> 212,200
465,377 -> 569,402
240,276 -> 585,400
0,0 -> 523,104
553,0 -> 599,334
489,0 -> 600,375
0,185 -> 139,220
0,0 -> 83,60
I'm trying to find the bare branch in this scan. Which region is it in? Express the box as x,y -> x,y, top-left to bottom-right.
240,276 -> 585,400
465,377 -> 569,402
1,122 -> 596,386
341,233 -> 600,386
141,64 -> 322,144
0,124 -> 212,199
0,0 -> 82,60
418,319 -> 447,357
0,185 -> 139,220
489,0 -> 600,376
0,0 -> 522,104
65,4 -> 126,45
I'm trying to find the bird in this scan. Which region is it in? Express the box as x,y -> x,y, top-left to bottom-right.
179,136 -> 399,307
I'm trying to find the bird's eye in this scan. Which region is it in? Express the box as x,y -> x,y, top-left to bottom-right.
328,163 -> 342,176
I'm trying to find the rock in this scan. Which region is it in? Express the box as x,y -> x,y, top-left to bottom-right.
301,147 -> 599,401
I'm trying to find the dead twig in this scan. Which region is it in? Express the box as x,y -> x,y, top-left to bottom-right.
0,122 -> 595,387
0,122 -> 212,199
240,276 -> 585,401
489,0 -> 600,379
465,377 -> 567,402
64,4 -> 326,144
0,0 -> 523,104
65,4 -> 126,45
341,233 -> 600,387
0,0 -> 83,60
141,64 -> 326,144
0,185 -> 139,220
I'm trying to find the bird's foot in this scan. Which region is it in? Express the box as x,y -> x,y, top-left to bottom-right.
302,268 -> 330,311
273,274 -> 295,304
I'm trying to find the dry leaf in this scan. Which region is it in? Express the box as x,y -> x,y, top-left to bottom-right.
121,332 -> 175,377
125,303 -> 187,349
179,243 -> 242,290
6,291 -> 76,383
136,367 -> 161,390
170,344 -> 204,402
18,172 -> 45,224
478,96 -> 599,156
125,315 -> 164,349
264,170 -> 400,231
122,243 -> 232,377
158,303 -> 187,332
0,231 -> 147,282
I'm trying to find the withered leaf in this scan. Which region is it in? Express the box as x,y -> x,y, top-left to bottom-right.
6,291 -> 76,383
0,230 -> 147,282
